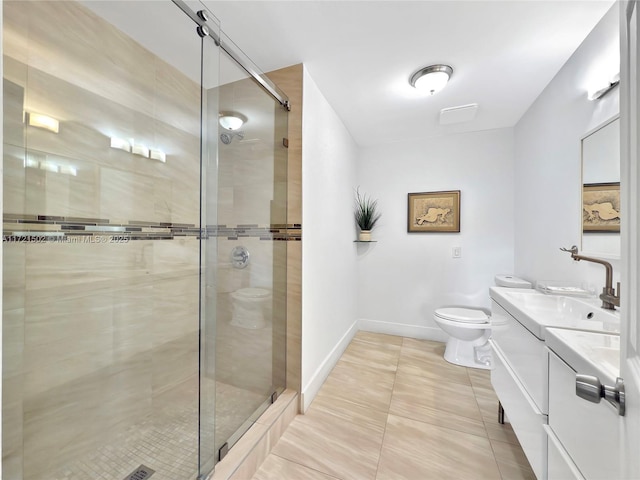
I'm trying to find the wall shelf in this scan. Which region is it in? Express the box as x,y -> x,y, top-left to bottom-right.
354,240 -> 377,243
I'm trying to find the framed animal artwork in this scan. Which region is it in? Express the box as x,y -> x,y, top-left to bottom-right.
583,182 -> 620,232
408,190 -> 460,233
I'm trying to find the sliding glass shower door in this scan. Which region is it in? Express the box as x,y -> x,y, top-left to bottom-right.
207,36 -> 289,459
2,1 -> 220,478
2,1 -> 287,478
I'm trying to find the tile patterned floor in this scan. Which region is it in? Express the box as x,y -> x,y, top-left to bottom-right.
252,332 -> 536,480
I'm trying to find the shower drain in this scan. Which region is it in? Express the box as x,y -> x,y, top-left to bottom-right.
123,465 -> 155,480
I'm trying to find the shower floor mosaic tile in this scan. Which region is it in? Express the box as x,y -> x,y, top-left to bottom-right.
50,378 -> 264,480
51,395 -> 199,480
252,332 -> 536,480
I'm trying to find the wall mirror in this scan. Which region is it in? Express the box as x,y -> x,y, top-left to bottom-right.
581,115 -> 620,257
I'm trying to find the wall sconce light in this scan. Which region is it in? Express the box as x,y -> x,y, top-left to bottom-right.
39,161 -> 59,173
588,73 -> 620,101
25,157 -> 39,169
149,149 -> 166,163
59,165 -> 78,176
110,136 -> 166,162
110,137 -> 131,152
131,144 -> 150,158
26,112 -> 59,133
24,153 -> 77,176
409,64 -> 453,95
219,115 -> 244,131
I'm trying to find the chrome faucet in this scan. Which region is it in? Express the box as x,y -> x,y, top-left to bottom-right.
560,245 -> 620,310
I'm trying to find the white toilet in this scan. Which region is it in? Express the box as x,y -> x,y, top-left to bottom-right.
433,274 -> 531,369
230,287 -> 272,329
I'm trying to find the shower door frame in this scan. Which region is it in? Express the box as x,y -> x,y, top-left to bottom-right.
171,0 -> 290,111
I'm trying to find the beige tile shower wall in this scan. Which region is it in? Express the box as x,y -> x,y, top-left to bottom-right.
3,0 -> 201,225
3,1 -> 203,478
18,240 -> 200,479
1,238 -> 201,478
217,79 -> 278,228
266,65 -> 302,226
2,2 -> 201,138
266,65 -> 303,403
3,57 -> 200,225
3,243 -> 26,480
3,79 -> 25,215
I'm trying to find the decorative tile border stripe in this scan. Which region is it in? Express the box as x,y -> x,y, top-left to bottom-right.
3,214 -> 301,242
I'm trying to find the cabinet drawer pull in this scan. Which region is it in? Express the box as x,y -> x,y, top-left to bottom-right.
575,374 -> 625,416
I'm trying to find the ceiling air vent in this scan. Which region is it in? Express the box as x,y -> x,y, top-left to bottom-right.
439,103 -> 479,125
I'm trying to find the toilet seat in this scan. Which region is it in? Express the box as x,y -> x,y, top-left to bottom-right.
434,307 -> 489,324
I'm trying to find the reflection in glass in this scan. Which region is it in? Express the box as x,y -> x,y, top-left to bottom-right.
581,116 -> 621,257
3,1 -> 288,478
210,39 -> 288,455
3,2 -> 210,478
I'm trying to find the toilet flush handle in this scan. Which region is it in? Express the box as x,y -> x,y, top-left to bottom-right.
231,246 -> 250,269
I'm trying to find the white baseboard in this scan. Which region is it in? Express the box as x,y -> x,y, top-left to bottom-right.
358,318 -> 449,343
300,319 -> 359,413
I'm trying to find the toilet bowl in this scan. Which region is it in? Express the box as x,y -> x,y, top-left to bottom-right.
434,308 -> 492,369
230,287 -> 272,329
434,274 -> 531,369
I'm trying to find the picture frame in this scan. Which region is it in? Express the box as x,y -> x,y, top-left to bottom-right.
408,190 -> 460,233
582,182 -> 620,232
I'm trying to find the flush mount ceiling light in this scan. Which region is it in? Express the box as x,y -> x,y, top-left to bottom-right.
409,64 -> 453,95
219,115 -> 244,131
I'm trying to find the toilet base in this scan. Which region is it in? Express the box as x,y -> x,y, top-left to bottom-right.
443,336 -> 492,370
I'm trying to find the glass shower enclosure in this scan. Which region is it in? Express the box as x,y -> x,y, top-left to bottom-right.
2,1 -> 288,479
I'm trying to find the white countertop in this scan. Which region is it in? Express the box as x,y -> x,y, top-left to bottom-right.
545,328 -> 620,383
490,286 -> 620,340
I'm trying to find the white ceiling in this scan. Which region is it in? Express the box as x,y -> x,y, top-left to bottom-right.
202,0 -> 615,147
83,1 -> 615,147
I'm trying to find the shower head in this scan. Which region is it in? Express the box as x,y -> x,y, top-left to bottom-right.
220,130 -> 245,145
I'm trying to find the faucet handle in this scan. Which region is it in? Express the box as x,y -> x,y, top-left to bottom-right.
560,245 -> 579,254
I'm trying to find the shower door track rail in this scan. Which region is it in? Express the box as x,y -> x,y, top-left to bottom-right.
171,0 -> 291,111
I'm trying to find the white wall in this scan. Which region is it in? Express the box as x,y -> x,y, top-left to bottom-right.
357,128 -> 515,338
514,3 -> 620,288
301,67 -> 359,411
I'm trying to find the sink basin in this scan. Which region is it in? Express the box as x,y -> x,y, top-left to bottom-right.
490,287 -> 620,339
592,345 -> 620,371
502,290 -> 618,324
545,328 -> 620,382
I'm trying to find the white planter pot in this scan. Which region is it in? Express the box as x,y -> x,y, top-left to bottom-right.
358,230 -> 372,241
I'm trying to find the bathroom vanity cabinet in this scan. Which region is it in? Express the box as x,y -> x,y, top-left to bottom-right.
489,300 -> 548,479
488,287 -> 622,480
545,329 -> 621,480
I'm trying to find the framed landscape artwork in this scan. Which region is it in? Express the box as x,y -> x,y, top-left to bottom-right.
408,190 -> 460,233
583,182 -> 620,232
